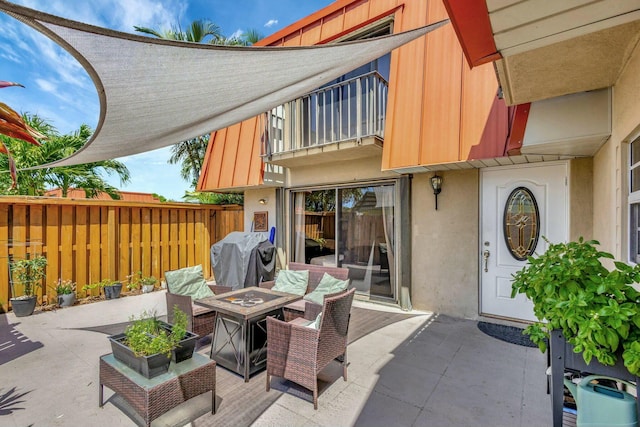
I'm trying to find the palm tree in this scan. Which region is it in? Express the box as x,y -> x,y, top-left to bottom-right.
0,115 -> 130,198
134,20 -> 263,190
167,134 -> 208,187
134,19 -> 223,44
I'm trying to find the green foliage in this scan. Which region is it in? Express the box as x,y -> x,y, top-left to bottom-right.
97,278 -> 119,288
127,271 -> 157,291
0,115 -> 130,196
10,255 -> 47,297
123,306 -> 188,357
182,190 -> 243,205
511,237 -> 640,376
52,279 -> 76,295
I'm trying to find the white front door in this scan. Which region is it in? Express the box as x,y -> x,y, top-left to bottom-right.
480,162 -> 568,321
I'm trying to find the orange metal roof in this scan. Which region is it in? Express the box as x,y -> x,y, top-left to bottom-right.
44,188 -> 162,202
198,0 -> 510,192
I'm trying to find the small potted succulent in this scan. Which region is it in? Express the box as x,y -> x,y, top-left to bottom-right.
108,306 -> 198,378
53,279 -> 76,307
9,255 -> 47,317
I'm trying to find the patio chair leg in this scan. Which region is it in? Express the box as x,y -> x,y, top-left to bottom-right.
342,352 -> 348,381
313,388 -> 318,410
266,373 -> 270,392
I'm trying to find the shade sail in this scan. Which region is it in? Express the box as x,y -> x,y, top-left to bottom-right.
0,0 -> 448,167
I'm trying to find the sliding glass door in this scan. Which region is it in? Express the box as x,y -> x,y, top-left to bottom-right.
292,183 -> 395,301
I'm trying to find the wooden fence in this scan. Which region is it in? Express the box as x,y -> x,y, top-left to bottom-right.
0,196 -> 243,312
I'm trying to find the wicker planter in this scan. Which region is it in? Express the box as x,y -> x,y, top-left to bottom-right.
10,296 -> 37,317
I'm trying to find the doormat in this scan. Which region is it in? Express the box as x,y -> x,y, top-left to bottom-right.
477,321 -> 540,348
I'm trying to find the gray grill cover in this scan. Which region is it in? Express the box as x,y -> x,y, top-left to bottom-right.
210,232 -> 275,290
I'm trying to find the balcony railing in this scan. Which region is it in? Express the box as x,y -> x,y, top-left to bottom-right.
262,71 -> 388,157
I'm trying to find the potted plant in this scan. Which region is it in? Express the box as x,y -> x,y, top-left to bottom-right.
99,278 -> 123,299
107,306 -> 198,378
53,279 -> 76,307
127,271 -> 158,294
511,237 -> 640,377
9,255 -> 47,317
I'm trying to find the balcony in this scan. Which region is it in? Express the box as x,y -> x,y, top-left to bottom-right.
261,72 -> 388,168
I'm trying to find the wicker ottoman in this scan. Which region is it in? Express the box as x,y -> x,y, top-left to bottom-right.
99,352 -> 216,427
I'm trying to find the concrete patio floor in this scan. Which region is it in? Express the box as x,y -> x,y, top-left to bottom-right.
0,291 -> 552,427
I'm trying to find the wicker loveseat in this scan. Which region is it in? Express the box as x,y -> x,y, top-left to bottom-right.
259,262 -> 350,321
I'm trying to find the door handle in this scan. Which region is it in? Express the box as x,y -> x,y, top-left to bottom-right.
483,249 -> 490,272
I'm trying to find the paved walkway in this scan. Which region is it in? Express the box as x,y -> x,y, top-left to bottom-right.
0,292 -> 552,427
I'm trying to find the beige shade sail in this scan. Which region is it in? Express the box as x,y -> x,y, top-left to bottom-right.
0,0 -> 447,167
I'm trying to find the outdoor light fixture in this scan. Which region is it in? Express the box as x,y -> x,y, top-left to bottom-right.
258,198 -> 268,205
430,174 -> 442,210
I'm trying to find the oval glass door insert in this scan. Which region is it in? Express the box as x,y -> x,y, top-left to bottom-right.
503,187 -> 540,261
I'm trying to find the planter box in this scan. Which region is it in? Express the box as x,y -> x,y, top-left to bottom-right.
108,333 -> 171,379
107,322 -> 199,378
549,329 -> 640,427
158,321 -> 199,363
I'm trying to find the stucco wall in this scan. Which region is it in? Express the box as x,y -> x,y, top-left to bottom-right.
289,156 -> 397,187
593,39 -> 640,259
569,158 -> 594,242
411,170 -> 479,318
244,188 -> 277,233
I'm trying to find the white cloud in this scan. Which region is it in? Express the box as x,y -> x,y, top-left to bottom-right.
34,78 -> 56,93
264,19 -> 278,28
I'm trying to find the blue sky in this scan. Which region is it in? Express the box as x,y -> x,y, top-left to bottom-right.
0,0 -> 333,200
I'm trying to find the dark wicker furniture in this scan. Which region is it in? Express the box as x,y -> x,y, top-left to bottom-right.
165,280 -> 231,338
260,262 -> 350,321
265,287 -> 356,409
195,286 -> 303,382
99,352 -> 216,427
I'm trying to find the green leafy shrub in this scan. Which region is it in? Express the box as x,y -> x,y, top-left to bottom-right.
10,255 -> 47,297
512,237 -> 640,376
123,306 -> 188,357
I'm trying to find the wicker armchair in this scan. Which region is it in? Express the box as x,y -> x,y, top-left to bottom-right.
165,283 -> 231,338
265,287 -> 356,409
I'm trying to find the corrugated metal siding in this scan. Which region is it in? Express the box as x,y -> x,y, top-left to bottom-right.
198,0 -> 504,191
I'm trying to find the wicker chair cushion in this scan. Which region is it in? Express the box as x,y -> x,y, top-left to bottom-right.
272,269 -> 309,296
303,273 -> 349,305
284,299 -> 306,312
165,265 -> 214,300
290,312 -> 322,329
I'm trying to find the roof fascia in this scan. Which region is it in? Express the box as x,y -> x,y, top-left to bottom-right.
441,0 -> 501,68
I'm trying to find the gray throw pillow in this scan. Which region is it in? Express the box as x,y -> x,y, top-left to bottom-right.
165,265 -> 214,300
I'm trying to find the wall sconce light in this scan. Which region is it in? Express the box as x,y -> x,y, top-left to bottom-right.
430,174 -> 442,210
258,198 -> 268,205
